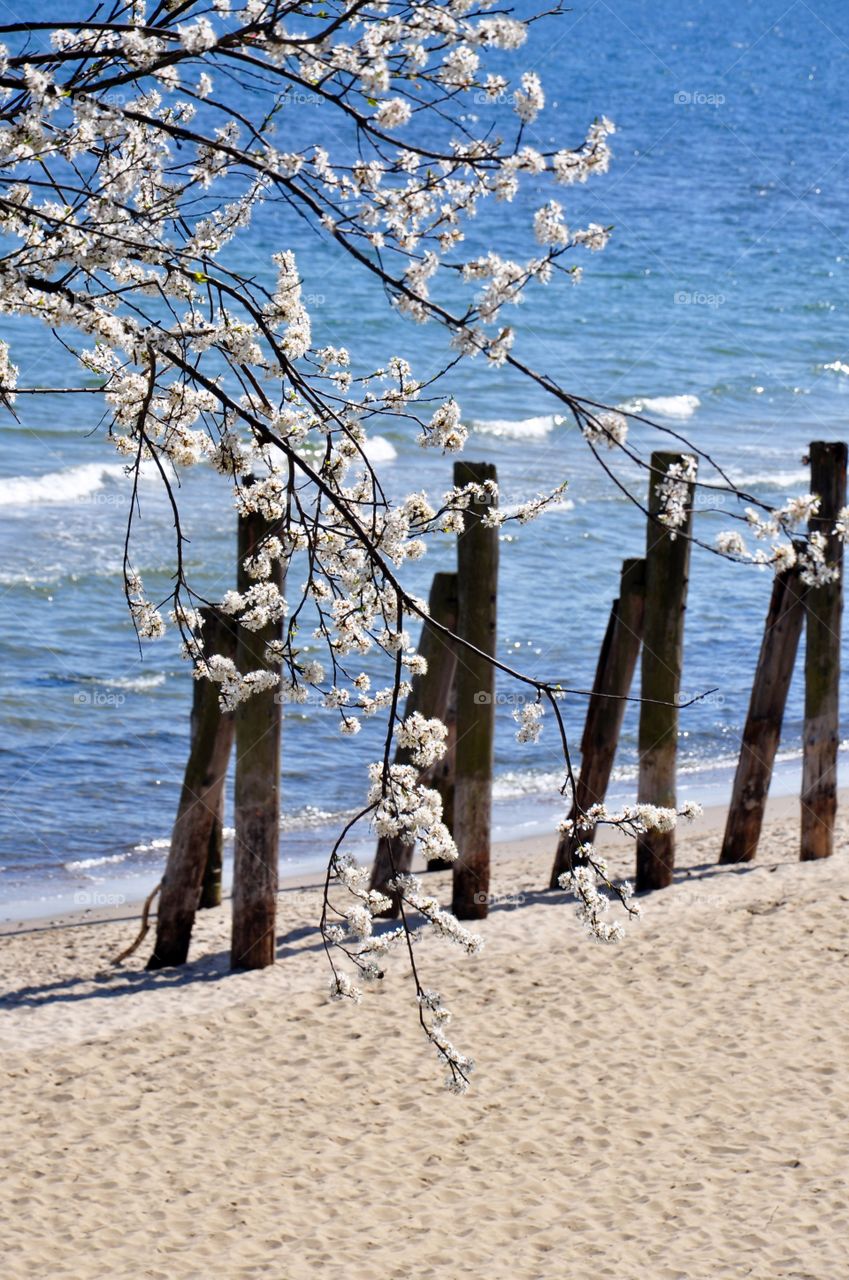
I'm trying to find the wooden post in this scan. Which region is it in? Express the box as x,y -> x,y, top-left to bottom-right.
801,440 -> 847,860
370,572 -> 458,915
636,453 -> 696,892
199,784 -> 225,909
231,509 -> 284,969
427,674 -> 456,872
550,558 -> 645,888
720,564 -> 806,864
147,607 -> 236,969
452,461 -> 498,920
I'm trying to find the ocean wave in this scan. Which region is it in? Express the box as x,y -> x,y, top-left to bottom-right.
821,360 -> 849,375
129,838 -> 171,856
473,413 -> 564,439
493,768 -> 567,801
619,394 -> 701,420
0,462 -> 130,507
0,565 -> 68,587
363,435 -> 397,462
52,671 -> 168,694
491,747 -> 808,804
93,673 -> 166,693
726,467 -> 809,489
279,803 -> 359,832
65,849 -> 140,872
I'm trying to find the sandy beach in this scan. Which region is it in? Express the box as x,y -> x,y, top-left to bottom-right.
2,794 -> 848,1280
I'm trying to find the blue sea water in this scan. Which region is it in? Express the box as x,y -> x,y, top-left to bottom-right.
2,0 -> 849,917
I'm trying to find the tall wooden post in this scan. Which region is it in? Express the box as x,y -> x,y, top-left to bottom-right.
452,461 -> 498,920
636,453 -> 696,892
720,564 -> 806,864
231,510 -> 284,969
148,607 -> 236,969
550,558 -> 645,888
370,572 -> 458,915
801,440 -> 847,860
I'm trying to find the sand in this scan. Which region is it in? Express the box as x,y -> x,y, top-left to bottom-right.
2,794 -> 848,1280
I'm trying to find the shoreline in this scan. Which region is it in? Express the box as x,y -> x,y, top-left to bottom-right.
1,786 -> 831,938
2,743 -> 843,927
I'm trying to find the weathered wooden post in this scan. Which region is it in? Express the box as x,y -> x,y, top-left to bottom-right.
231,509 -> 284,969
636,453 -> 696,892
720,563 -> 806,864
147,607 -> 236,968
199,784 -> 226,909
550,558 -> 645,888
427,675 -> 456,872
452,461 -> 498,920
370,571 -> 458,915
801,440 -> 847,860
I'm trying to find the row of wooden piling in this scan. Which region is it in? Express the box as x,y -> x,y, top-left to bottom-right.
150,440 -> 846,969
370,439 -> 846,908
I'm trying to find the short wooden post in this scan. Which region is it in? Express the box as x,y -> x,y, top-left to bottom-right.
636,453 -> 696,892
801,440 -> 847,860
550,558 -> 645,888
370,571 -> 458,914
147,607 -> 236,969
231,509 -> 284,969
199,783 -> 225,909
427,675 -> 456,872
452,461 -> 498,920
720,564 -> 806,864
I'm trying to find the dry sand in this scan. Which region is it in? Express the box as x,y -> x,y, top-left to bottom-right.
2,794 -> 848,1280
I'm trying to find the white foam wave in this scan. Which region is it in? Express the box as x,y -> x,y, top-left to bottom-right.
279,803 -> 357,832
0,462 -> 127,507
822,360 -> 849,375
129,838 -> 171,856
96,673 -> 166,693
493,769 -> 567,801
363,435 -> 397,462
727,467 -> 809,489
473,413 -> 564,439
619,394 -> 700,420
66,850 -> 139,872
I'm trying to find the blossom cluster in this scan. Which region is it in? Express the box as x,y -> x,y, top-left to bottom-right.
715,491 -> 844,583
